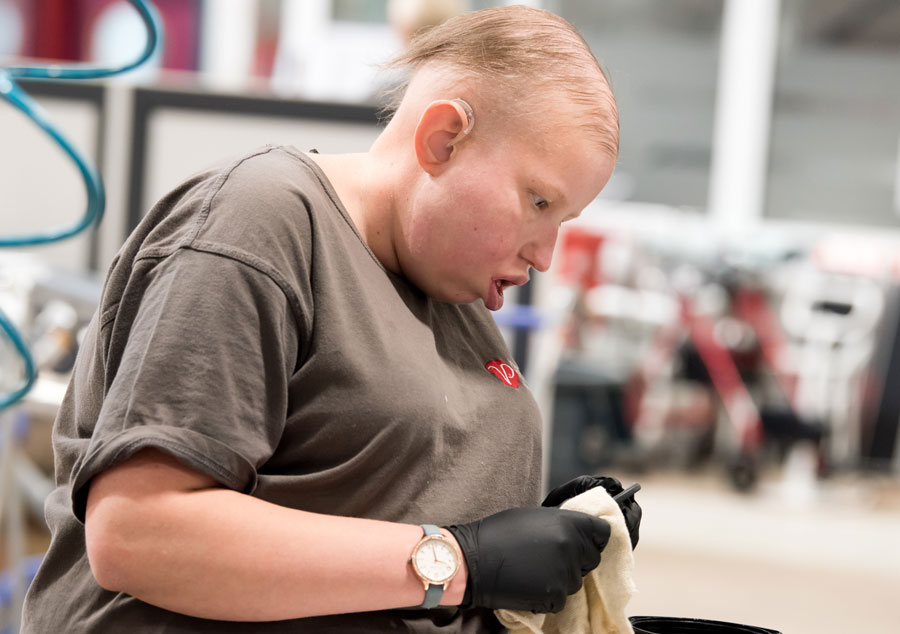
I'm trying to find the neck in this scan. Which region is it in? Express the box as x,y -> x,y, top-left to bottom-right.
308,144 -> 405,273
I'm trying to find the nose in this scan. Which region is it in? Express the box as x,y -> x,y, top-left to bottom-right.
522,225 -> 558,273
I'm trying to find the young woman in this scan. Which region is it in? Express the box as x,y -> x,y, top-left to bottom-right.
22,6 -> 639,633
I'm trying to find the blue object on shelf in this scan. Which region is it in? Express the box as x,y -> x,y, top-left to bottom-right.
491,303 -> 547,330
0,555 -> 44,634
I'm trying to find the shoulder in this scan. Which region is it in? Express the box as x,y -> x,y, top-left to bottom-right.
212,145 -> 317,195
126,145 -> 328,262
196,145 -> 325,245
186,146 -> 334,284
101,147 -> 326,344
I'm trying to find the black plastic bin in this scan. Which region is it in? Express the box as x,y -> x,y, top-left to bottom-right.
629,616 -> 780,634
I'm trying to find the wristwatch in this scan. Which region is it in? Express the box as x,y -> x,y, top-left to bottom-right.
409,524 -> 462,609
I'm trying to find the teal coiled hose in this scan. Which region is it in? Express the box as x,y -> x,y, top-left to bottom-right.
0,0 -> 163,412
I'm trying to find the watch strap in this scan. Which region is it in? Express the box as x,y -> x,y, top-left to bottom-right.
422,524 -> 442,537
422,583 -> 443,609
418,524 -> 444,609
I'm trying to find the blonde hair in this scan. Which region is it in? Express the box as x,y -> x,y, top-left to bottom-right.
387,0 -> 466,41
383,5 -> 618,159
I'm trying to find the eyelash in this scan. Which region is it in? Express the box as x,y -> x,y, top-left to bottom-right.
531,193 -> 549,209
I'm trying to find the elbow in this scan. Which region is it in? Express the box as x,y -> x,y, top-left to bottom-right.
85,512 -> 126,592
82,449 -> 217,597
84,498 -> 142,593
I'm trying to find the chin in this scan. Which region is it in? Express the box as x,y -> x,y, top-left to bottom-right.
405,270 -> 478,305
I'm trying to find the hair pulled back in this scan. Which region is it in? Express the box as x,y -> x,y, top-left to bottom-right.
384,5 -> 618,158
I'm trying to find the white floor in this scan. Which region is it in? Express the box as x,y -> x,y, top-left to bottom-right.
615,461 -> 900,634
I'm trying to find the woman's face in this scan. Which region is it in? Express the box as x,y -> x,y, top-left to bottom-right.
396,121 -> 615,310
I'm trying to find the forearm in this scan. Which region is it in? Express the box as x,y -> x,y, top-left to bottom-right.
85,455 -> 466,621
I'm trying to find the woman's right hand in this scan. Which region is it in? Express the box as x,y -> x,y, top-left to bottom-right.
446,507 -> 610,613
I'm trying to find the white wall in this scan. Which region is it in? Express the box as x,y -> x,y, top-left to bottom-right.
143,107 -> 382,213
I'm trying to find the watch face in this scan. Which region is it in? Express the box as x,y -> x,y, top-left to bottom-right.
413,537 -> 459,583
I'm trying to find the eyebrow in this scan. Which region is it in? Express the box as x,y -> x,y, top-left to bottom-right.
536,179 -> 566,205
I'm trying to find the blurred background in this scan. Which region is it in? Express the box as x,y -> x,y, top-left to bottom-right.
1,1 -> 899,633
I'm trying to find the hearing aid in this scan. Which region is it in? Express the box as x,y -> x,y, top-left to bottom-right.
447,98 -> 475,146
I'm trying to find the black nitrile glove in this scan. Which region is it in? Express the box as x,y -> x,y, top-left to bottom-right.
446,507 -> 610,614
542,475 -> 641,550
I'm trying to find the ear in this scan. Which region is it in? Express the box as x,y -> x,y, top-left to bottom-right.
413,100 -> 472,174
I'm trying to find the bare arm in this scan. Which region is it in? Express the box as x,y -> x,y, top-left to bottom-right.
84,449 -> 467,621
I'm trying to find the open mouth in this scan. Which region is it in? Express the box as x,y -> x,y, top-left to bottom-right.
497,275 -> 529,292
495,278 -> 520,300
487,277 -> 528,311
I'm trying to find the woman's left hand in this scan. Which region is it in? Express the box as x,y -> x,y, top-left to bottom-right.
542,475 -> 641,550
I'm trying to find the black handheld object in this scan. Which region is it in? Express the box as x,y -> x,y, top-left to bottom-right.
613,483 -> 641,504
541,476 -> 642,550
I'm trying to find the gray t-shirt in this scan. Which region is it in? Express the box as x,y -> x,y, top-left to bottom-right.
22,146 -> 543,633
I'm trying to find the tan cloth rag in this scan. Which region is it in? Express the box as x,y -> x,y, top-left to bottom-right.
495,486 -> 636,634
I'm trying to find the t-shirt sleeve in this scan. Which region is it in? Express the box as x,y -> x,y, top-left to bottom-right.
70,247 -> 299,522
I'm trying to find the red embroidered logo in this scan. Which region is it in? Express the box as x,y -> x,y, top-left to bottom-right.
485,360 -> 519,388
